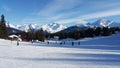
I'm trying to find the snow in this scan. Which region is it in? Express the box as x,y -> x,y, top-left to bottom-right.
41,23 -> 67,33
91,19 -> 120,27
6,19 -> 120,34
15,24 -> 41,32
0,33 -> 120,68
6,23 -> 67,33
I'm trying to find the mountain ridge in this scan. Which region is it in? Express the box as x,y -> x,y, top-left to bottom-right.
6,23 -> 67,33
6,19 -> 120,34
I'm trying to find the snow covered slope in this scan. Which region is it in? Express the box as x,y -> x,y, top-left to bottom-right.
0,33 -> 120,68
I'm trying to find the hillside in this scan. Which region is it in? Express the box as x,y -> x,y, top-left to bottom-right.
0,33 -> 120,68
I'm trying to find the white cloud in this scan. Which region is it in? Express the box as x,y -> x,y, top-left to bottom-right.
79,9 -> 120,20
56,9 -> 120,24
23,0 -> 120,25
56,18 -> 84,24
46,10 -> 82,21
37,0 -> 120,24
47,14 -> 64,21
38,0 -> 81,16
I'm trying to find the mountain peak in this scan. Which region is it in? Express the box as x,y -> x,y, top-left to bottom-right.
6,19 -> 120,34
92,19 -> 113,27
41,23 -> 67,33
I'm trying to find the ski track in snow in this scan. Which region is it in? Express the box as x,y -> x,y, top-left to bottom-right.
0,33 -> 120,68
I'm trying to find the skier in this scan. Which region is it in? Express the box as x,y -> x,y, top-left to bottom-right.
63,41 -> 65,44
72,42 -> 74,46
17,39 -> 19,46
31,40 -> 34,44
60,42 -> 62,45
78,41 -> 80,45
47,41 -> 49,44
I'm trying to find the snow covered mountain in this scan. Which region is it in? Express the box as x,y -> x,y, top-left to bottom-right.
91,19 -> 112,27
58,23 -> 88,33
57,19 -> 120,33
6,23 -> 67,33
90,19 -> 120,27
6,19 -> 120,34
15,24 -> 40,32
41,23 -> 67,33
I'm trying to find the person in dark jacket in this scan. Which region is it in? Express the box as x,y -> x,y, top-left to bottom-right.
17,39 -> 19,46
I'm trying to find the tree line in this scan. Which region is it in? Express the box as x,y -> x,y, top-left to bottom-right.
19,28 -> 45,42
47,26 -> 120,40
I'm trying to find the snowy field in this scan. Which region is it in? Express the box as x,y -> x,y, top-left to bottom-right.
0,33 -> 120,68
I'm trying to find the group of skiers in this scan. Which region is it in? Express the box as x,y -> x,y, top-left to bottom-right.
47,41 -> 80,46
14,39 -> 80,46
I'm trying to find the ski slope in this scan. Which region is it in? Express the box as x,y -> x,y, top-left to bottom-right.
0,33 -> 120,68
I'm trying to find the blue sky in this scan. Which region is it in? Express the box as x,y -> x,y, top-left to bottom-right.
1,0 -> 120,26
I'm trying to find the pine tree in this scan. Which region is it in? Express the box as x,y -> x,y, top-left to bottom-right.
35,28 -> 45,42
94,27 -> 101,36
102,27 -> 111,36
85,28 -> 94,37
0,14 -> 8,39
